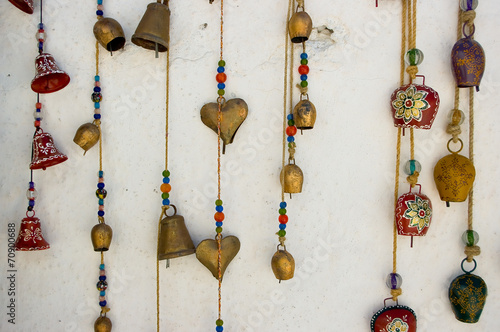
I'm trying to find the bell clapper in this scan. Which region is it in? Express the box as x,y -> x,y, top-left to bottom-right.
446,201 -> 450,207
222,143 -> 226,155
155,42 -> 159,58
165,259 -> 170,269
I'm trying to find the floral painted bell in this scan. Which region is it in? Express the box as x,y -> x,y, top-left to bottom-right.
395,185 -> 432,239
30,129 -> 68,170
371,304 -> 417,332
451,31 -> 485,92
8,0 -> 34,14
31,53 -> 70,94
15,215 -> 50,251
391,82 -> 440,129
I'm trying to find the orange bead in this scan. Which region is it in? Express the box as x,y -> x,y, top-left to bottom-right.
36,103 -> 42,109
286,126 -> 297,136
279,215 -> 288,224
160,183 -> 171,193
214,212 -> 225,222
298,65 -> 309,75
216,73 -> 227,83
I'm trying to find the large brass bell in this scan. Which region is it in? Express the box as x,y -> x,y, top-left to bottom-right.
434,139 -> 475,205
73,122 -> 100,154
93,17 -> 126,54
132,1 -> 170,58
157,205 -> 196,260
280,161 -> 304,197
288,9 -> 313,43
293,99 -> 316,131
91,218 -> 113,251
94,315 -> 112,332
271,246 -> 295,282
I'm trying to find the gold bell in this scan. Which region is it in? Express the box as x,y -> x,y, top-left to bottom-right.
293,99 -> 316,131
132,1 -> 170,58
288,10 -> 313,43
93,17 -> 126,54
158,205 -> 196,260
73,123 -> 100,154
91,219 -> 113,252
280,161 -> 304,197
434,139 -> 475,205
271,247 -> 295,282
94,316 -> 112,332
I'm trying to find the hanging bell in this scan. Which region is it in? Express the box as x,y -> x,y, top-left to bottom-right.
288,10 -> 313,43
371,304 -> 417,332
280,161 -> 304,196
391,82 -> 440,129
395,185 -> 432,241
293,99 -> 316,131
271,246 -> 295,282
94,315 -> 112,332
8,0 -> 34,14
132,1 -> 170,58
30,129 -> 68,170
451,31 -> 485,91
157,205 -> 196,260
434,139 -> 475,205
73,122 -> 100,153
449,259 -> 487,323
93,17 -> 126,53
31,53 -> 70,94
91,219 -> 113,251
15,214 -> 50,251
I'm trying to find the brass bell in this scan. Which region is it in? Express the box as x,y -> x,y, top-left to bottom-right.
94,315 -> 112,332
280,161 -> 304,197
158,205 -> 196,260
93,17 -> 126,54
434,139 -> 475,205
271,247 -> 295,282
293,99 -> 316,131
288,10 -> 313,43
74,123 -> 100,154
91,219 -> 113,252
132,1 -> 170,58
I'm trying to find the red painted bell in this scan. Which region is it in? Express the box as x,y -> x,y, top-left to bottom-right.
396,188 -> 432,237
15,215 -> 50,251
30,130 -> 68,170
371,304 -> 417,332
451,35 -> 485,91
8,0 -> 34,14
391,83 -> 440,129
31,53 -> 70,94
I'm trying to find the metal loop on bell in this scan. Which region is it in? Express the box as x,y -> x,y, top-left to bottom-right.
288,157 -> 296,164
383,297 -> 399,308
163,204 -> 176,217
300,93 -> 309,101
217,96 -> 226,106
447,138 -> 464,154
26,210 -> 35,218
98,216 -> 105,224
461,258 -> 477,274
463,23 -> 475,38
408,183 -> 422,194
277,244 -> 287,251
413,74 -> 426,86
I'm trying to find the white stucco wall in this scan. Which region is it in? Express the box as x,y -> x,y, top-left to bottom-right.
1,0 -> 499,331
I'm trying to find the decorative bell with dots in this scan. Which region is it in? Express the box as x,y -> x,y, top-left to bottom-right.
395,185 -> 433,241
31,53 -> 71,94
30,129 -> 68,170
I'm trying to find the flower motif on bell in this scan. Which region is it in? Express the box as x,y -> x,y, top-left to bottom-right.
387,318 -> 409,332
38,141 -> 56,155
20,227 -> 43,243
392,85 -> 429,125
403,195 -> 432,232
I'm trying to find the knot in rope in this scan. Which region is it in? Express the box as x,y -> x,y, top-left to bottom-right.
296,0 -> 305,9
406,65 -> 418,81
465,245 -> 481,262
296,83 -> 308,96
391,288 -> 402,301
461,10 -> 476,28
446,124 -> 462,142
279,236 -> 286,246
406,171 -> 419,188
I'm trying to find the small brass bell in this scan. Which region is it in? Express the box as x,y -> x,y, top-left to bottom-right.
271,247 -> 295,282
280,162 -> 304,197
288,10 -> 313,43
93,17 -> 126,54
293,99 -> 316,131
434,139 -> 475,205
157,205 -> 196,260
73,123 -> 100,154
132,1 -> 170,58
91,220 -> 113,252
94,315 -> 112,332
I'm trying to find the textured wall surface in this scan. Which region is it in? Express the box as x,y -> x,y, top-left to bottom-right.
0,0 -> 499,331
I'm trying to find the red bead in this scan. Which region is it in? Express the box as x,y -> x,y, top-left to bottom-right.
279,215 -> 288,224
36,103 -> 42,109
216,73 -> 227,83
214,212 -> 225,222
286,126 -> 297,136
298,65 -> 309,75
34,120 -> 41,127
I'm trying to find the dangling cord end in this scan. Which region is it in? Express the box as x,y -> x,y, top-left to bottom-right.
410,236 -> 413,248
155,42 -> 159,59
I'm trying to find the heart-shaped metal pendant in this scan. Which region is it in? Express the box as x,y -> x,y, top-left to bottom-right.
200,98 -> 248,153
196,235 -> 240,280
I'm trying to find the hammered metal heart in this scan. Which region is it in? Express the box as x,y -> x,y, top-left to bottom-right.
200,98 -> 248,151
196,235 -> 240,280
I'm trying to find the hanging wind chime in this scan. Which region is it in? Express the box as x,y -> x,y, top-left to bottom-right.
372,0 -> 439,330
73,1 -> 125,331
196,1 -> 246,330
433,0 -> 487,323
271,0 -> 315,283
15,0 -> 69,252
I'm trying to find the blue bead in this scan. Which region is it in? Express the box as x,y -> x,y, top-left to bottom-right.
38,42 -> 43,48
97,183 -> 105,189
287,136 -> 295,143
36,108 -> 41,112
217,83 -> 226,90
280,202 -> 287,209
216,326 -> 223,332
97,0 -> 103,4
35,118 -> 41,121
99,171 -> 104,178
300,75 -> 308,81
216,222 -> 223,227
99,301 -> 107,307
100,264 -> 105,269
95,76 -> 100,82
217,66 -> 225,73
29,181 -> 35,188
28,200 -> 35,207
162,199 -> 170,206
38,23 -> 44,29
279,224 -> 286,230
98,199 -> 104,205
163,177 -> 170,184
96,10 -> 103,16
99,276 -> 106,281
100,291 -> 105,296
94,87 -> 101,92
216,205 -> 223,212
98,211 -> 105,217
287,114 -> 293,120
94,102 -> 100,109
300,53 -> 308,59
94,114 -> 101,120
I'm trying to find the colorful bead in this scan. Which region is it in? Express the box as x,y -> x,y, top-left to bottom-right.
162,170 -> 170,177
218,89 -> 225,96
216,73 -> 227,83
300,59 -> 308,65
279,202 -> 287,209
216,205 -> 223,212
287,119 -> 295,126
160,183 -> 171,193
300,53 -> 308,59
99,301 -> 107,307
163,177 -> 170,184
460,0 -> 478,11
26,188 -> 38,200
216,319 -> 223,326
279,208 -> 287,215
100,291 -> 105,296
34,120 -> 41,127
99,276 -> 106,281
217,66 -> 225,73
97,0 -> 103,4
300,75 -> 308,81
215,199 -> 223,206
98,199 -> 104,205
279,224 -> 286,230
286,136 -> 295,143
94,87 -> 101,92
92,92 -> 103,103
96,280 -> 108,291
218,60 -> 226,67
216,222 -> 223,227
28,200 -> 35,207
95,75 -> 100,82
38,23 -> 44,29
298,65 -> 309,75
405,48 -> 424,66
286,126 -> 297,136
300,81 -> 308,87
403,160 -> 422,176
161,193 -> 169,199
287,114 -> 293,120
96,10 -> 103,16
386,273 -> 403,290
278,215 -> 288,224
96,189 -> 107,199
216,326 -> 223,332
94,102 -> 100,109
216,227 -> 223,233
97,183 -> 105,189
277,230 -> 286,237
162,199 -> 170,206
94,114 -> 102,120
98,211 -> 105,217
462,230 -> 479,246
218,83 -> 225,90
214,212 -> 225,222
100,264 -> 105,269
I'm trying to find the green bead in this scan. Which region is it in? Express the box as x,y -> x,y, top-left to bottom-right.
162,170 -> 170,177
301,59 -> 308,65
288,119 -> 295,126
278,230 -> 286,237
300,81 -> 308,87
162,193 -> 169,199
215,199 -> 223,206
218,60 -> 226,67
405,48 -> 424,66
462,230 -> 479,246
218,89 -> 225,96
279,208 -> 287,215
216,227 -> 223,233
216,319 -> 224,326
